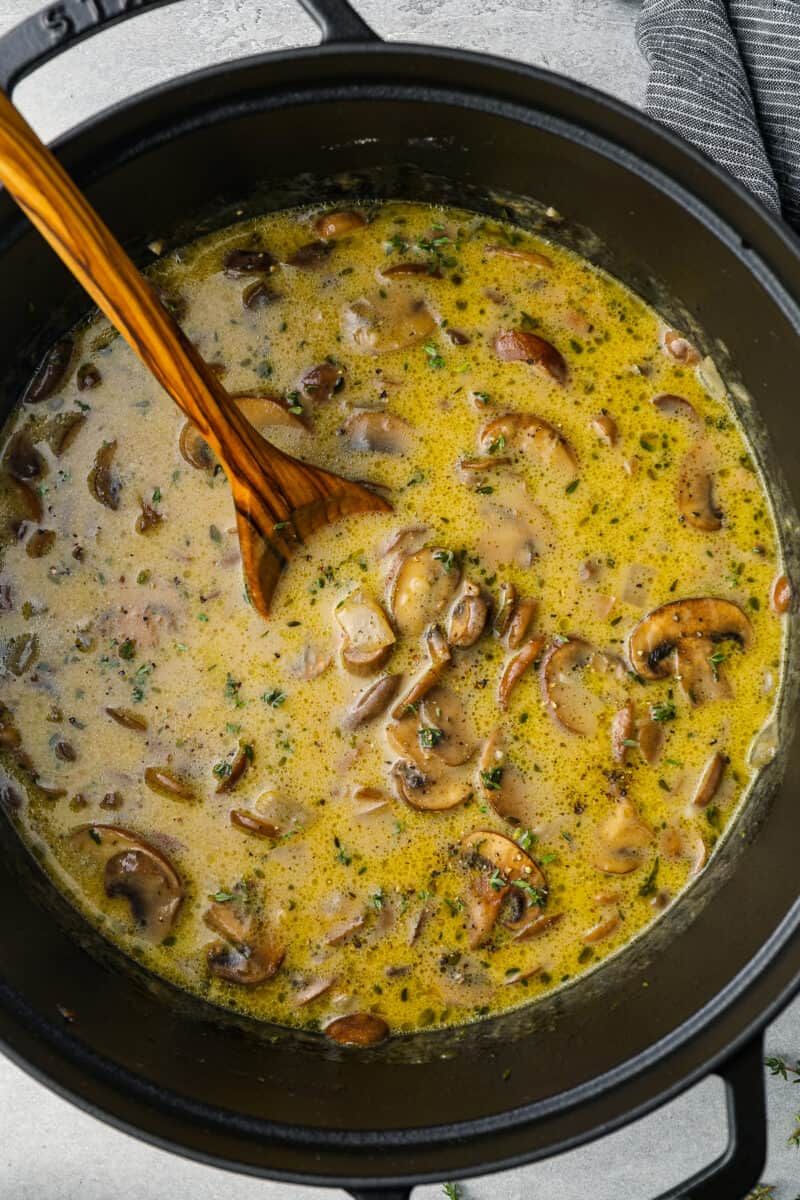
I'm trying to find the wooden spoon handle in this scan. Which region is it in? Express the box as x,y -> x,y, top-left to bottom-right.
0,90 -> 277,491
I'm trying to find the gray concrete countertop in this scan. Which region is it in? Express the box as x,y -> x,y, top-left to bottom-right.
0,2 -> 798,1197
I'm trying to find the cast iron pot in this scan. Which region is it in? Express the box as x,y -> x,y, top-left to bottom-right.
1,2 -> 799,1197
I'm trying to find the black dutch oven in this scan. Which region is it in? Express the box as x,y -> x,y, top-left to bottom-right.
1,2 -> 799,1197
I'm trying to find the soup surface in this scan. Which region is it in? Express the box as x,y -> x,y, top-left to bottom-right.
0,202 -> 788,1042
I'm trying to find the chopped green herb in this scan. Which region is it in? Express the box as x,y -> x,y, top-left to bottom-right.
119,638 -> 136,661
418,726 -> 444,749
651,701 -> 677,722
480,766 -> 503,791
565,478 -> 580,494
639,856 -> 660,897
262,688 -> 287,708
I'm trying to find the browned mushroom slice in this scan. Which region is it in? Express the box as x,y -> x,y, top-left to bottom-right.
232,393 -> 306,431
651,393 -> 699,422
344,410 -> 413,455
391,625 -> 451,717
69,824 -> 182,941
498,635 -> 546,712
230,809 -> 280,838
105,706 -> 148,732
386,712 -> 426,766
223,248 -> 275,277
485,243 -> 553,269
215,742 -> 252,794
314,209 -> 367,240
476,728 -> 532,826
25,528 -> 56,558
143,766 -> 194,801
460,829 -> 548,948
390,757 -> 471,812
380,261 -> 442,279
458,455 -> 512,473
343,291 -> 436,355
135,500 -> 162,535
513,911 -> 564,941
6,475 -> 43,522
286,240 -> 333,269
493,330 -> 568,385
23,338 -> 73,404
335,592 -> 396,676
663,329 -> 700,364
390,548 -> 461,637
241,280 -> 280,310
581,914 -> 620,943
342,674 -> 402,730
2,632 -> 38,676
77,362 -> 101,391
493,581 -> 517,638
325,1012 -> 389,1046
637,716 -> 665,765
207,938 -> 284,986
591,413 -> 618,446
628,598 -> 752,706
507,597 -> 538,650
611,702 -> 635,764
692,750 -> 727,807
678,444 -> 722,531
179,421 -> 216,471
4,431 -> 46,481
419,688 -> 477,766
593,800 -> 652,874
478,412 -> 577,475
771,573 -> 791,614
447,580 -> 489,648
540,638 -> 626,736
299,362 -> 345,403
88,440 -> 121,510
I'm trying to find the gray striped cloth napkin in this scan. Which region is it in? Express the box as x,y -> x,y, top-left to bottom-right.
637,0 -> 800,231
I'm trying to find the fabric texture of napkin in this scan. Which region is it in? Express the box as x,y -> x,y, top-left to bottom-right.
637,0 -> 800,231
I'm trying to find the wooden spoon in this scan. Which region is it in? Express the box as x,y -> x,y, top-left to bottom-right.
0,92 -> 391,618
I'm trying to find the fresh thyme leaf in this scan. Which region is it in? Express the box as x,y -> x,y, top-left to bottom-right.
480,766 -> 503,791
638,856 -> 660,897
262,688 -> 287,708
418,726 -> 444,749
651,701 -> 677,722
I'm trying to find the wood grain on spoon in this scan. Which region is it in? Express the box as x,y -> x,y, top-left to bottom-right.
0,92 -> 390,619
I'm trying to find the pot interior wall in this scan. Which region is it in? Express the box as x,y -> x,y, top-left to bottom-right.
1,64 -> 800,1179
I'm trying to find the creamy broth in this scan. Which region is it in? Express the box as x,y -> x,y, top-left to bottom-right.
0,202 -> 788,1042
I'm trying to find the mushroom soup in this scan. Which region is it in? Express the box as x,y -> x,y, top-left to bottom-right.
0,202 -> 788,1042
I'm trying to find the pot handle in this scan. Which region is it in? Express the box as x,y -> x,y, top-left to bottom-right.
0,0 -> 378,96
654,1033 -> 766,1200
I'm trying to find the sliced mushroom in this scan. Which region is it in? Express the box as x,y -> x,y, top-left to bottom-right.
23,338 -> 73,404
344,410 -> 413,455
485,243 -> 552,269
380,261 -> 442,279
232,393 -> 306,431
204,898 -> 284,986
230,809 -> 280,838
314,209 -> 367,240
591,413 -> 618,446
69,824 -> 182,941
581,914 -> 620,943
493,582 -> 517,639
77,362 -> 101,391
447,579 -> 489,648
286,240 -> 333,269
215,742 -> 252,794
143,766 -> 194,801
6,475 -> 43,522
493,330 -> 567,385
335,592 -> 396,676
343,291 -> 436,355
135,500 -> 162,535
300,362 -> 345,403
692,750 -> 726,807
241,280 -> 280,310
25,528 -> 56,558
390,547 -> 461,637
771,573 -> 791,614
507,597 -> 538,650
105,706 -> 148,732
88,440 -> 121,510
391,625 -> 451,717
663,329 -> 700,365
293,976 -> 337,1007
223,248 -> 275,277
5,431 -> 46,481
513,911 -> 563,941
628,598 -> 752,706
498,635 -> 546,712
325,1012 -> 389,1046
637,716 -> 665,765
651,393 -> 699,422
678,444 -> 722,531
342,674 -> 402,730
540,638 -> 627,736
419,687 -> 477,766
478,412 -> 577,475
390,757 -> 471,812
179,421 -> 216,471
610,701 -> 635,764
593,800 -> 652,874
476,728 -> 533,826
460,829 -> 547,948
